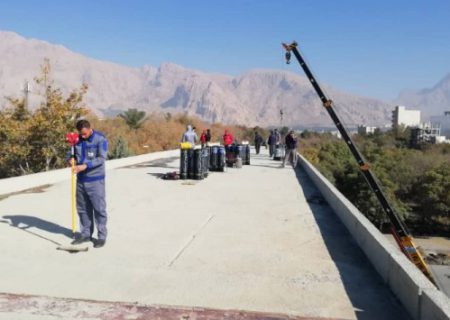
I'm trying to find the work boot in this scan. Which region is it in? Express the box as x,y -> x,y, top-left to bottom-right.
94,239 -> 106,248
71,236 -> 91,245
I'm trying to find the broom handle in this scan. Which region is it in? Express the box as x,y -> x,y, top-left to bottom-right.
71,147 -> 76,235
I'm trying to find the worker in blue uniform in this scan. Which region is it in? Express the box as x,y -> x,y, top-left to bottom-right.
69,119 -> 108,248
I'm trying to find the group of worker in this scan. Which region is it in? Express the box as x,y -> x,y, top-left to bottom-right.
254,128 -> 298,168
68,120 -> 299,249
181,125 -> 235,148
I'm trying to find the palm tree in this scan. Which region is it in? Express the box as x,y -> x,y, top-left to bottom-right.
119,108 -> 146,130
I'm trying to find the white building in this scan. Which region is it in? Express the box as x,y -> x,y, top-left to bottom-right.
392,105 -> 421,128
410,122 -> 449,146
430,111 -> 450,138
357,125 -> 377,135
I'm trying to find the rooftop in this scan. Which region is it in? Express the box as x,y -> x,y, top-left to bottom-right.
0,149 -> 410,319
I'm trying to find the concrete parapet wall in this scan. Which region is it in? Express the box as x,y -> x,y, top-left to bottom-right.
298,154 -> 450,320
0,149 -> 179,196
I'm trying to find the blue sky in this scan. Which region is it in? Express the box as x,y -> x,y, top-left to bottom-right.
0,0 -> 448,100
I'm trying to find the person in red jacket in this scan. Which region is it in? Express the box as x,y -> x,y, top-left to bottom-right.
223,130 -> 234,146
200,130 -> 207,147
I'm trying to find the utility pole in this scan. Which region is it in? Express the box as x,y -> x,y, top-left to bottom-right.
23,80 -> 31,109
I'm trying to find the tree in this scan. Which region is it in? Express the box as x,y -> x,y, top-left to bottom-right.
0,59 -> 88,177
279,126 -> 289,138
119,108 -> 147,130
300,129 -> 312,139
28,60 -> 88,172
0,98 -> 33,177
412,164 -> 450,227
109,136 -> 132,159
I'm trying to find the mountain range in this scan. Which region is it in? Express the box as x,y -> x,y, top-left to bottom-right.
396,73 -> 450,119
0,30 -> 448,127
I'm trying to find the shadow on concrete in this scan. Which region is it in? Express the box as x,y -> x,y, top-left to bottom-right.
293,166 -> 411,320
1,215 -> 73,240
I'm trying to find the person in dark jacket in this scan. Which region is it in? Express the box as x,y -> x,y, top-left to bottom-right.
254,131 -> 263,155
206,129 -> 212,143
68,119 -> 108,248
267,130 -> 276,157
274,129 -> 281,144
282,130 -> 298,168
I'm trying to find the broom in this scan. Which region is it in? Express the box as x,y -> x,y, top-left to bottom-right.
56,132 -> 89,253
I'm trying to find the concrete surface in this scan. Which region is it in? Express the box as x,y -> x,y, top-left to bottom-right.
430,266 -> 450,298
0,149 -> 409,319
299,155 -> 450,320
421,288 -> 450,320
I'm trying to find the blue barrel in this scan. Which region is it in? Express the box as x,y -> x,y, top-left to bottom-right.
237,145 -> 245,160
218,146 -> 226,172
244,144 -> 250,165
201,147 -> 209,178
210,146 -> 219,171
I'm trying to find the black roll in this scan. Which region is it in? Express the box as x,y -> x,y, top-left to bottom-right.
180,149 -> 189,180
187,149 -> 195,178
245,144 -> 250,165
193,149 -> 203,180
218,146 -> 226,172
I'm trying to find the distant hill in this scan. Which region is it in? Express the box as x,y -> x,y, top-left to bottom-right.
395,73 -> 450,119
0,30 -> 392,127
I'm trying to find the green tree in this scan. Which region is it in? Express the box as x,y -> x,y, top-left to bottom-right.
109,136 -> 132,159
28,60 -> 88,171
119,108 -> 147,130
300,129 -> 312,139
279,126 -> 289,138
164,112 -> 172,122
0,59 -> 88,177
0,98 -> 33,177
412,164 -> 450,226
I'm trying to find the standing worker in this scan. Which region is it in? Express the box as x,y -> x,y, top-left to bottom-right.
254,131 -> 263,155
181,125 -> 198,147
69,119 -> 108,248
274,129 -> 281,145
206,129 -> 212,143
200,129 -> 207,147
282,130 -> 298,168
223,129 -> 234,147
267,130 -> 276,157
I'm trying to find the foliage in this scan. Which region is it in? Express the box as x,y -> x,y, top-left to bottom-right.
119,108 -> 147,130
0,60 -> 88,177
300,130 -> 450,235
109,136 -> 132,159
279,126 -> 289,137
412,163 -> 450,226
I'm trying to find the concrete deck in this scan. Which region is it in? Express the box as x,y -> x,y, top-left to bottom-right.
0,149 -> 409,319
